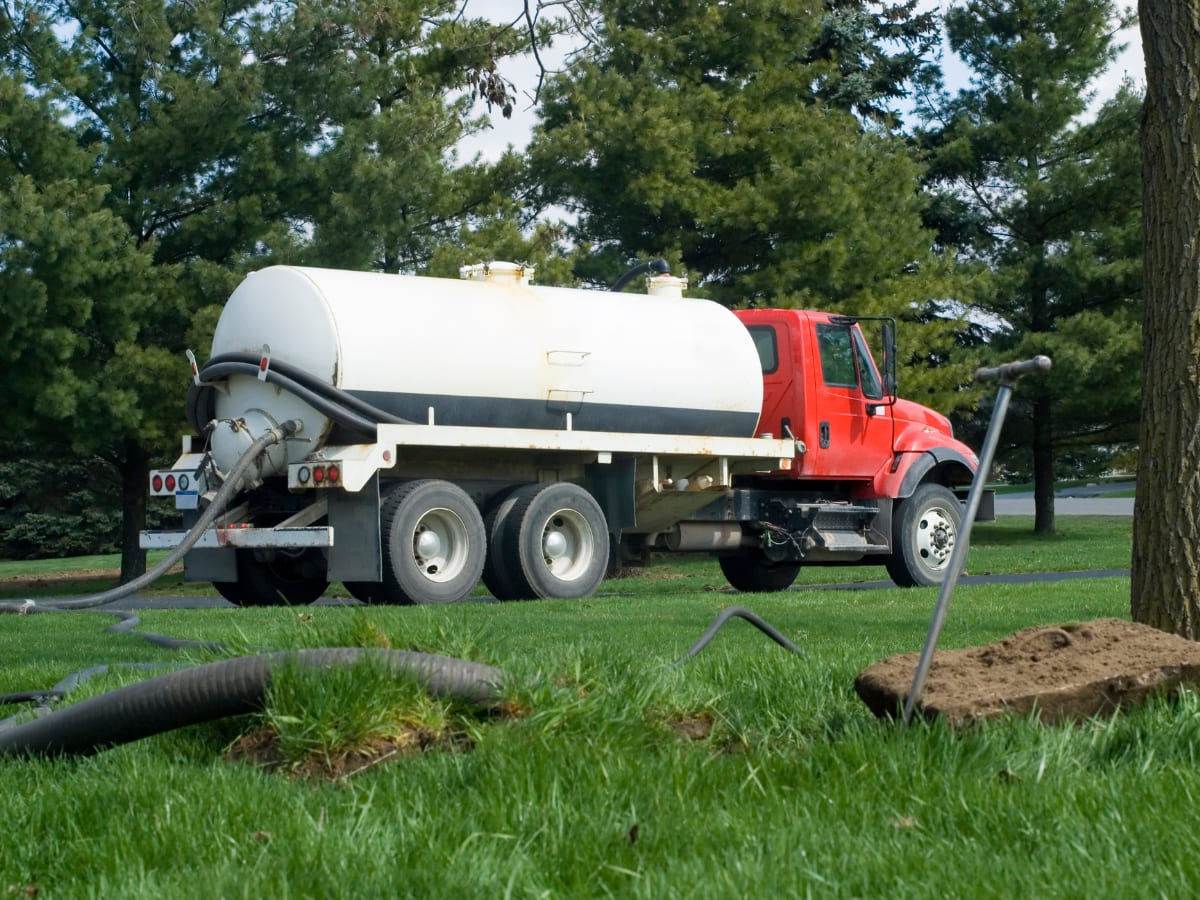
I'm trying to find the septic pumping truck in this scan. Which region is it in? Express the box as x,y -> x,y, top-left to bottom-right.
141,262 -> 988,606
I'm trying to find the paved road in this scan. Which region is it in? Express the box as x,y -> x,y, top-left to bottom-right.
993,482 -> 1135,517
994,495 -> 1134,516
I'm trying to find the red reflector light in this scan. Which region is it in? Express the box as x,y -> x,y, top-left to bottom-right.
152,475 -> 163,492
313,467 -> 325,484
165,474 -> 177,491
327,465 -> 340,483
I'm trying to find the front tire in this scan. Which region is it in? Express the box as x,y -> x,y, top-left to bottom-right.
380,480 -> 487,604
885,483 -> 962,587
718,552 -> 802,593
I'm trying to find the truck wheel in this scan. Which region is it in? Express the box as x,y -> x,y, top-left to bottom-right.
480,489 -> 525,601
718,552 -> 802,593
214,578 -> 263,607
885,483 -> 962,588
215,549 -> 328,606
381,480 -> 487,604
499,483 -> 609,599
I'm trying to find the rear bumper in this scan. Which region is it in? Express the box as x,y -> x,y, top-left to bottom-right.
139,527 -> 333,550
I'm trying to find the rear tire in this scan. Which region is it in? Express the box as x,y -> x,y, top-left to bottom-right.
498,483 -> 609,600
380,480 -> 487,604
213,578 -> 262,607
481,489 -> 525,601
343,581 -> 387,604
214,549 -> 328,606
718,552 -> 802,593
885,483 -> 962,587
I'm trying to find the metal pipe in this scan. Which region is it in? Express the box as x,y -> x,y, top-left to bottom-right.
902,355 -> 1051,723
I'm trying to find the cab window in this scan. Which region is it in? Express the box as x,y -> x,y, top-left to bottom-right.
817,324 -> 858,388
746,325 -> 779,375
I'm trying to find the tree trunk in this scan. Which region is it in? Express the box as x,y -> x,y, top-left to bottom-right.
1131,2 -> 1200,637
1031,393 -> 1056,535
119,438 -> 149,585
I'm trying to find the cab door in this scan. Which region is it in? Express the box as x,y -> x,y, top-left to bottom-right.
744,319 -> 795,441
802,319 -> 894,479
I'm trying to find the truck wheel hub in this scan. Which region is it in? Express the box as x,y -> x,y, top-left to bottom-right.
415,527 -> 442,559
916,509 -> 955,568
544,530 -> 568,559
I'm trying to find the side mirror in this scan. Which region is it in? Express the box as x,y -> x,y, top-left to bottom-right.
881,320 -> 898,400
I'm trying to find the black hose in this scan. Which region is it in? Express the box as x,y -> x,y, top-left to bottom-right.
0,691 -> 63,705
0,607 -> 245,725
0,663 -> 183,730
673,605 -> 804,665
201,353 -> 416,428
0,603 -> 796,757
200,352 -> 421,435
0,419 -> 301,615
0,367 -> 500,759
610,258 -> 670,293
99,609 -> 229,652
0,648 -> 506,758
199,361 -> 380,437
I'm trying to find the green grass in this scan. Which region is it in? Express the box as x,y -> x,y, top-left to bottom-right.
1,516 -> 1164,898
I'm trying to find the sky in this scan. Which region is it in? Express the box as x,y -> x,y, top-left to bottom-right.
458,2 -> 1145,164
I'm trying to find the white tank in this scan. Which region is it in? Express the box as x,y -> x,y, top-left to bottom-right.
206,265 -> 764,475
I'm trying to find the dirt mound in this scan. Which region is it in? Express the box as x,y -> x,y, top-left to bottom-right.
855,618 -> 1200,725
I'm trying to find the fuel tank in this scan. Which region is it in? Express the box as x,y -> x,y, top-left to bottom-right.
206,265 -> 765,475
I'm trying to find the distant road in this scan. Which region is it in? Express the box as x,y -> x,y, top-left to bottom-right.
993,482 -> 1134,517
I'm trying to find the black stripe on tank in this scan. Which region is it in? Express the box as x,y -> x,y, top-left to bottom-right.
346,390 -> 759,437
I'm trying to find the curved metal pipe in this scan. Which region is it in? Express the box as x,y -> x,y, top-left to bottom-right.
673,605 -> 804,665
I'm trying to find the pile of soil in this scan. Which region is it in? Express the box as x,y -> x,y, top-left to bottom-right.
855,618 -> 1200,725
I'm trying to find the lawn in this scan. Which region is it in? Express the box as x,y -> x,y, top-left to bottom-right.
7,516 -> 1188,899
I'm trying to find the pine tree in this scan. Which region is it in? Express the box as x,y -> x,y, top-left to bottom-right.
0,0 -> 530,576
526,0 -> 971,411
285,0 -> 529,272
916,0 -> 1141,533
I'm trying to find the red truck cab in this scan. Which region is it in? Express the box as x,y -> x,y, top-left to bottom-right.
739,308 -> 897,480
734,308 -> 977,492
717,307 -> 986,590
